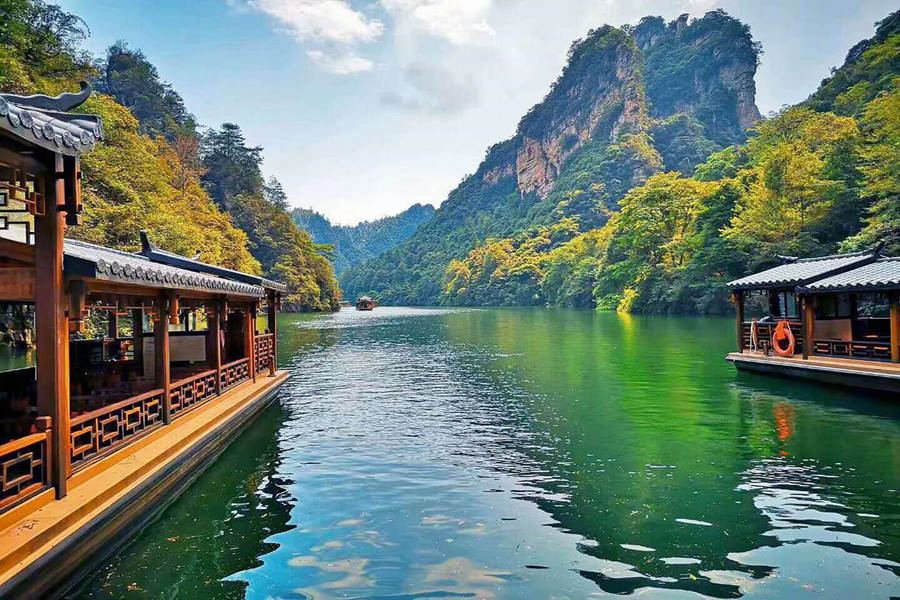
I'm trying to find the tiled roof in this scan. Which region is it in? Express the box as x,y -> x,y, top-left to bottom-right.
64,239 -> 265,297
727,252 -> 876,290
138,232 -> 287,293
0,83 -> 103,156
799,257 -> 900,293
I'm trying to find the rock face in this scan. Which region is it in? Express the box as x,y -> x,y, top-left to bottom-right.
342,10 -> 763,305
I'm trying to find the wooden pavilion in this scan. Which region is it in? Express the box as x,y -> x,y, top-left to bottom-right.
727,250 -> 900,393
0,85 -> 287,596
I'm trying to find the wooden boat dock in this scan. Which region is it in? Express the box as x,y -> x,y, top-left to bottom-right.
728,252 -> 899,394
0,85 -> 289,595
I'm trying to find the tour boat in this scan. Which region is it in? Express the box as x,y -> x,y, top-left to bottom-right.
356,296 -> 377,311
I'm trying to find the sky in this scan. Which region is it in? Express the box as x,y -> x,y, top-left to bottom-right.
59,0 -> 896,225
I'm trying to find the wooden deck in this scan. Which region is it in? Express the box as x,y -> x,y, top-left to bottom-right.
0,370 -> 288,598
727,351 -> 900,394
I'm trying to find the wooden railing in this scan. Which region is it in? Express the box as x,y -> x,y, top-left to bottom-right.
170,369 -> 218,418
254,333 -> 274,375
70,388 -> 165,470
814,339 -> 892,361
0,429 -> 51,510
741,321 -> 804,355
221,357 -> 251,392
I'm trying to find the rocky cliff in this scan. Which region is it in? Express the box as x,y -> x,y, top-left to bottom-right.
342,10 -> 763,305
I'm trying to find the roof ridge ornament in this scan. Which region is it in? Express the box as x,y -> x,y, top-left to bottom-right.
0,81 -> 93,112
139,230 -> 160,255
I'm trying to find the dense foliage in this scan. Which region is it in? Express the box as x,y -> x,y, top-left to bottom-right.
292,203 -> 435,276
0,1 -> 340,310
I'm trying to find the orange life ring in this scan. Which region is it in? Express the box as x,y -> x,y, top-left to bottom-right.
771,320 -> 795,357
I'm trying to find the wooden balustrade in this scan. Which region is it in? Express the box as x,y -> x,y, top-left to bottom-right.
254,333 -> 274,375
741,321 -> 804,355
221,357 -> 251,392
70,388 -> 165,470
814,339 -> 892,361
169,369 -> 218,419
0,429 -> 51,510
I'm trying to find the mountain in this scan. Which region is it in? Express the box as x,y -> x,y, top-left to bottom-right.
291,204 -> 435,276
425,10 -> 900,313
342,11 -> 763,305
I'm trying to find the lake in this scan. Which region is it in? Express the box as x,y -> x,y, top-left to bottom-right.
73,307 -> 900,599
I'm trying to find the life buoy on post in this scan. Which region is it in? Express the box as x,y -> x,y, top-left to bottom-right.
771,320 -> 795,357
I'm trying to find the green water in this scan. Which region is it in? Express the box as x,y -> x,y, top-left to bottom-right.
74,307 -> 899,599
0,344 -> 32,372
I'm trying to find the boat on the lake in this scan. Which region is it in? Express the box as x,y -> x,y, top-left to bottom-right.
0,86 -> 288,597
727,250 -> 899,394
356,296 -> 378,311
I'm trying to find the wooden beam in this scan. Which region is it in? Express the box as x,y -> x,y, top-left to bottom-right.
155,295 -> 171,424
891,292 -> 900,363
0,237 -> 36,265
0,267 -> 35,300
802,295 -> 815,360
35,152 -> 69,499
247,303 -> 256,384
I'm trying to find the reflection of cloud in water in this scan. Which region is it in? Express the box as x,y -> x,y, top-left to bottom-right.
289,555 -> 373,592
416,557 -> 512,599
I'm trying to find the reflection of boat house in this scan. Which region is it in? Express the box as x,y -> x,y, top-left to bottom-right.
0,86 -> 287,595
727,251 -> 900,393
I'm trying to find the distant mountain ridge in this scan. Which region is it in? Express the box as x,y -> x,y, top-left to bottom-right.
342,11 -> 763,304
292,204 -> 435,276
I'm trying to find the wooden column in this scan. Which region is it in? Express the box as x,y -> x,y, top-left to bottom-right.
155,295 -> 171,424
267,290 -> 277,375
132,309 -> 144,377
35,153 -> 70,498
107,309 -> 118,339
802,295 -> 815,360
247,303 -> 257,383
891,292 -> 900,363
207,303 -> 222,394
733,291 -> 744,353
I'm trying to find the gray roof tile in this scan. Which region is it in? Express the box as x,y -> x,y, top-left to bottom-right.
64,239 -> 264,297
0,84 -> 102,156
799,257 -> 900,293
727,252 -> 875,290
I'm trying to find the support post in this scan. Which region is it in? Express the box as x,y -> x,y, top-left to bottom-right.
132,308 -> 144,376
155,294 -> 171,423
802,295 -> 815,360
107,308 -> 119,339
207,303 -> 222,394
733,291 -> 744,353
267,290 -> 277,375
891,292 -> 900,363
35,153 -> 70,498
247,303 -> 257,383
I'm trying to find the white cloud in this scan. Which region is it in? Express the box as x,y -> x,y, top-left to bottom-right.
250,0 -> 384,43
380,61 -> 477,112
306,49 -> 375,74
381,0 -> 495,45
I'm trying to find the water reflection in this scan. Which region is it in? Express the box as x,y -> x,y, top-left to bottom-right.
76,308 -> 900,599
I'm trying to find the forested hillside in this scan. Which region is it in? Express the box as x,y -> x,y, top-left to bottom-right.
0,0 -> 340,311
292,203 -> 435,276
344,10 -> 899,313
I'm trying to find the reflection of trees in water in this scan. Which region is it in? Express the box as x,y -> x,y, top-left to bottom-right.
73,403 -> 295,600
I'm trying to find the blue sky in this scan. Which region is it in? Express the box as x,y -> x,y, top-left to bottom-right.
59,0 -> 896,225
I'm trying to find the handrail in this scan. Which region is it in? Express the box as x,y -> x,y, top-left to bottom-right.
71,387 -> 165,426
171,368 -> 217,388
0,430 -> 50,456
0,428 -> 52,510
222,357 -> 249,369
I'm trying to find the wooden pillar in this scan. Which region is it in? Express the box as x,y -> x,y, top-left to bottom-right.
207,303 -> 222,394
267,290 -> 277,375
891,292 -> 900,363
132,309 -> 144,376
802,295 -> 815,360
733,291 -> 744,353
155,295 -> 171,424
35,153 -> 70,498
247,302 -> 256,383
107,309 -> 118,339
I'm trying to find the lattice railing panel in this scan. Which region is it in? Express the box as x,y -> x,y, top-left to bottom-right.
254,333 -> 274,375
170,370 -> 218,418
221,357 -> 251,392
70,389 -> 165,470
0,431 -> 51,510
